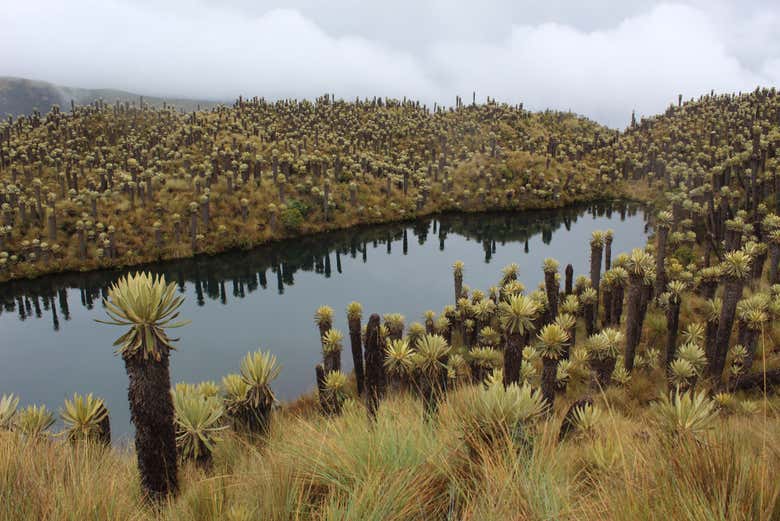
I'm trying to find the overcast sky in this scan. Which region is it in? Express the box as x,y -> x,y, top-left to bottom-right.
2,0 -> 779,127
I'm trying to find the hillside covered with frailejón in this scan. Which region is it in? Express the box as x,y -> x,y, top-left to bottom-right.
0,95 -> 627,281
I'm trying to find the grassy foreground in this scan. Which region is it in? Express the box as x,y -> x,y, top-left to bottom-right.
1,382 -> 778,521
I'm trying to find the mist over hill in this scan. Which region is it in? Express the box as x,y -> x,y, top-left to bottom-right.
0,76 -> 221,117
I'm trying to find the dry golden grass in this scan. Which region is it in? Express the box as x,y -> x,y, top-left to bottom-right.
1,385 -> 778,521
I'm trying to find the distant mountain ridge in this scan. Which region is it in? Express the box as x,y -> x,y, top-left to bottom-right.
0,76 -> 222,116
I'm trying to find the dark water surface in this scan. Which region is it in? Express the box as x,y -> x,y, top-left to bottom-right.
0,201 -> 649,440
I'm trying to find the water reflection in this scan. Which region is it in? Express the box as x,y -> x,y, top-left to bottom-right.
0,201 -> 647,439
0,201 -> 643,325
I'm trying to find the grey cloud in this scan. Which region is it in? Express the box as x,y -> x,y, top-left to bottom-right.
1,0 -> 778,127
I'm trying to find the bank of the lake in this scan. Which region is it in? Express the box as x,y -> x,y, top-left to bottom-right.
0,180 -> 647,283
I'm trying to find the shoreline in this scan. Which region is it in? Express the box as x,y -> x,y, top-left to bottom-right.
0,185 -> 651,285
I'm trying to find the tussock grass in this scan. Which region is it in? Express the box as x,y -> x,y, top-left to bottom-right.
1,386 -> 778,520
